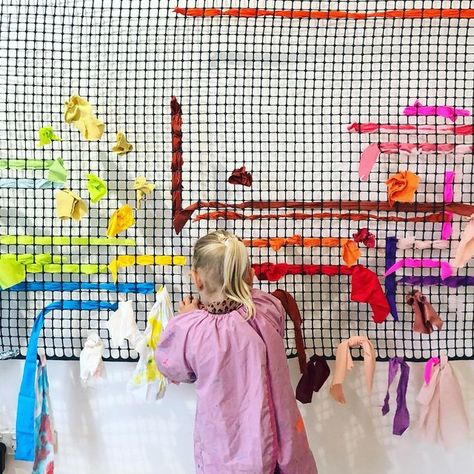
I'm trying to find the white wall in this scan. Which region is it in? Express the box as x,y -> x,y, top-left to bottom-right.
1,358 -> 473,474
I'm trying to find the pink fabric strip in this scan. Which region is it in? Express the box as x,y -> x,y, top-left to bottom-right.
378,142 -> 474,155
403,100 -> 471,122
348,123 -> 473,135
424,357 -> 440,385
441,171 -> 455,240
397,237 -> 449,250
384,258 -> 453,280
359,144 -> 472,181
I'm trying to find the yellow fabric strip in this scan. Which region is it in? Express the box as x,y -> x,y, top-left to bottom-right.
0,254 -> 107,275
1,254 -> 66,265
26,264 -> 108,274
109,255 -> 187,283
0,236 -> 136,246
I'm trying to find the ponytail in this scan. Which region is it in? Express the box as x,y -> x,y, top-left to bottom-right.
193,230 -> 256,318
222,237 -> 256,318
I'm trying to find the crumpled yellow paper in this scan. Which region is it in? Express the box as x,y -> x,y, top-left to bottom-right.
133,177 -> 155,209
56,189 -> 88,221
0,256 -> 26,289
112,131 -> 133,155
106,204 -> 135,238
37,126 -> 61,147
64,95 -> 104,141
86,173 -> 108,203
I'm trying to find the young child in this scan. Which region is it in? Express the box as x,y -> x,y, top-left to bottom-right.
155,230 -> 317,474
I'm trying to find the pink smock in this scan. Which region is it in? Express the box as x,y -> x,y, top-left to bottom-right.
155,289 -> 318,474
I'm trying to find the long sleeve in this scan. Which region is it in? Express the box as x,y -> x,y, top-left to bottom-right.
155,316 -> 196,384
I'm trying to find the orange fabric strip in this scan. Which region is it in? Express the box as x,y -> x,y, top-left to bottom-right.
242,235 -> 349,251
175,7 -> 474,20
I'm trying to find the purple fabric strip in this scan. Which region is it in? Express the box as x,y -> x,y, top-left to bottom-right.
397,275 -> 474,288
381,357 -> 410,436
385,237 -> 399,321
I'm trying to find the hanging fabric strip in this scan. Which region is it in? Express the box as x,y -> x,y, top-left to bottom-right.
452,214 -> 474,268
295,355 -> 330,404
381,357 -> 410,436
441,171 -> 455,240
15,300 -> 118,461
253,263 -> 389,323
406,290 -> 443,334
0,178 -> 64,189
6,281 -> 155,294
424,357 -> 440,384
175,7 -> 474,20
397,237 -> 449,250
0,159 -> 56,170
330,336 -> 376,404
271,289 -> 307,374
397,275 -> 474,287
359,143 -> 473,180
385,258 -> 453,280
416,354 -> 469,449
0,235 -> 135,245
348,123 -> 473,135
109,255 -> 187,283
385,237 -> 399,321
403,101 -> 470,122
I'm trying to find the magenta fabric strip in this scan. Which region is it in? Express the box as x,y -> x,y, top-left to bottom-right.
384,258 -> 453,280
441,171 -> 455,240
424,357 -> 440,385
403,100 -> 471,122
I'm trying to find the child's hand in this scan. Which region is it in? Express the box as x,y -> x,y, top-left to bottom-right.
178,295 -> 200,314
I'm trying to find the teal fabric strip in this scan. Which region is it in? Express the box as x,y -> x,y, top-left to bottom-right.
15,300 -> 118,461
0,178 -> 64,189
7,281 -> 155,294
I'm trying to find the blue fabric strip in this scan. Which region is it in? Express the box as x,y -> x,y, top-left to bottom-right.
385,236 -> 399,321
0,178 -> 64,189
15,300 -> 118,461
6,281 -> 155,294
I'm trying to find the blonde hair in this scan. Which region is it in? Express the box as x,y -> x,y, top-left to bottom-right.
192,230 -> 255,318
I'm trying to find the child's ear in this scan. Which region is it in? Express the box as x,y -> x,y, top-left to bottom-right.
244,266 -> 255,286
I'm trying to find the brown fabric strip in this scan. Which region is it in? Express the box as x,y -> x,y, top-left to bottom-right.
271,289 -> 307,374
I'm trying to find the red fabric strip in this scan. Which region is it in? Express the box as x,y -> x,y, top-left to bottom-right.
175,8 -> 474,20
173,199 -> 472,233
193,210 -> 448,225
271,289 -> 307,374
171,97 -> 183,220
254,264 -> 390,323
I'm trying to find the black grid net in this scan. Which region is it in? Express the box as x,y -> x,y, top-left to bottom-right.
0,0 -> 472,361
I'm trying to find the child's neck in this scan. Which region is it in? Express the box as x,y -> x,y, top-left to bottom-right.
199,290 -> 226,306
